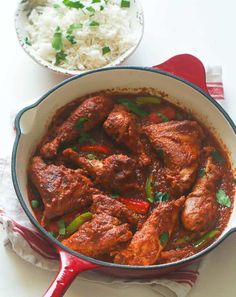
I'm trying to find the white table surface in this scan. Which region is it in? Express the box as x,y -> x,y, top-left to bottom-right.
0,0 -> 236,296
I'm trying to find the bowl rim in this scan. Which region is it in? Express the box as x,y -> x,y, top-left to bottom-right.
12,66 -> 236,270
14,0 -> 145,76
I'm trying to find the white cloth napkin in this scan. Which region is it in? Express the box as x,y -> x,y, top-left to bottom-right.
0,65 -> 224,297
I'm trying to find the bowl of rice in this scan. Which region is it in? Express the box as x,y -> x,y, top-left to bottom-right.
15,0 -> 144,76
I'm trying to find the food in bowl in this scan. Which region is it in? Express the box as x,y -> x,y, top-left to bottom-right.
27,91 -> 235,266
24,0 -> 140,70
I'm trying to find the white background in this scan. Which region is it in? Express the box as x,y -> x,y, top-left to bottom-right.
0,0 -> 236,296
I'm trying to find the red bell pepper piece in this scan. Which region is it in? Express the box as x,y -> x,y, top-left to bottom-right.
79,144 -> 112,155
148,106 -> 176,123
148,112 -> 162,123
160,106 -> 176,120
117,197 -> 150,214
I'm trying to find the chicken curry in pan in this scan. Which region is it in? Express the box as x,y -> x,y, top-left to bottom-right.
28,92 -> 235,265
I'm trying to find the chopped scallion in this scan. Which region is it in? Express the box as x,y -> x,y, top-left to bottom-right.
31,200 -> 40,209
159,231 -> 169,246
121,0 -> 130,8
58,219 -> 66,235
63,0 -> 85,9
89,20 -> 100,26
198,167 -> 205,178
52,26 -> 63,52
25,37 -> 32,46
53,3 -> 60,9
55,51 -> 67,65
74,117 -> 89,129
154,191 -> 170,202
66,34 -> 76,44
86,6 -> 95,13
216,189 -> 231,208
102,46 -> 111,55
211,150 -> 224,164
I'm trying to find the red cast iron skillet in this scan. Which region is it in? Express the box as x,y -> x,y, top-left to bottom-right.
11,54 -> 236,297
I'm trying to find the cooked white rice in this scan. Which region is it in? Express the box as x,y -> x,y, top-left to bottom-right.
25,0 -> 138,70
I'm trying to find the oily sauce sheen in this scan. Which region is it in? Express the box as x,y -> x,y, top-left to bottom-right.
27,93 -> 235,265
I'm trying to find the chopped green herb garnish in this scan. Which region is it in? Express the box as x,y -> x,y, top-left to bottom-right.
157,112 -> 169,122
100,5 -> 104,10
92,0 -> 101,2
63,0 -> 85,9
74,117 -> 89,129
198,167 -> 205,178
154,191 -> 170,202
156,148 -> 164,159
121,0 -> 130,8
67,23 -> 83,34
66,34 -> 76,44
53,3 -> 60,9
111,193 -> 119,199
78,132 -> 96,144
102,46 -> 111,55
31,200 -> 40,209
159,232 -> 169,246
216,189 -> 231,208
86,6 -> 95,13
58,219 -> 66,235
72,146 -> 78,152
89,20 -> 100,26
52,26 -> 63,52
192,229 -> 220,248
136,96 -> 162,105
211,150 -> 224,164
25,37 -> 32,46
87,153 -> 97,160
118,98 -> 149,117
55,51 -> 67,65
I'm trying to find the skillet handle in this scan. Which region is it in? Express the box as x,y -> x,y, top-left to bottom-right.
153,54 -> 209,94
43,248 -> 100,297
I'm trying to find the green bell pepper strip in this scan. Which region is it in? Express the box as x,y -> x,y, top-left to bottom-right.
136,96 -> 162,105
118,98 -> 149,117
192,229 -> 220,248
66,212 -> 93,235
145,175 -> 154,203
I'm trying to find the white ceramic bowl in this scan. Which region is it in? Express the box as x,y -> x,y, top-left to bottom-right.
15,0 -> 144,76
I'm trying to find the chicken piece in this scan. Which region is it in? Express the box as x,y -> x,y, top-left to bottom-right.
91,194 -> 141,225
103,105 -> 151,166
143,121 -> 204,195
62,148 -> 143,195
114,197 -> 185,266
29,156 -> 96,221
40,96 -> 113,159
182,156 -> 221,232
62,213 -> 132,258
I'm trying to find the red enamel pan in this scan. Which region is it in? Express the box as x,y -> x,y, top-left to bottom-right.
11,54 -> 236,296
